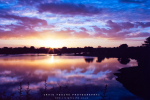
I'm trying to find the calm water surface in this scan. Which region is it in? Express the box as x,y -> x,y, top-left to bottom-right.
0,54 -> 140,100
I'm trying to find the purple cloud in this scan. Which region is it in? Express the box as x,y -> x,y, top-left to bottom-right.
0,14 -> 47,26
135,22 -> 150,28
0,12 -> 150,40
38,3 -> 102,16
120,0 -> 147,3
92,20 -> 150,40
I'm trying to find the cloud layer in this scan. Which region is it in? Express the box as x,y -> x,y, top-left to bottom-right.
0,0 -> 150,41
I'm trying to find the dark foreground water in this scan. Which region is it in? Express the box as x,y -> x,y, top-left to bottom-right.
0,54 -> 142,100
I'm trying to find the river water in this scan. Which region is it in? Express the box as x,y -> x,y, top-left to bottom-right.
0,54 -> 140,100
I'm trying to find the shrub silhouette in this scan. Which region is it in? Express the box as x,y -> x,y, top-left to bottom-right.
142,36 -> 150,47
119,44 -> 128,49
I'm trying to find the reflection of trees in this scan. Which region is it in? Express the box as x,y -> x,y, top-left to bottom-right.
84,58 -> 94,63
115,55 -> 150,99
96,56 -> 105,63
118,58 -> 130,65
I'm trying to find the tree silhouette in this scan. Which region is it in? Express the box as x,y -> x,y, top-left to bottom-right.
142,36 -> 150,47
30,46 -> 35,50
119,44 -> 128,49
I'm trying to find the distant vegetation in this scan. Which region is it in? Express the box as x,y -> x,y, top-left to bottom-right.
0,36 -> 149,60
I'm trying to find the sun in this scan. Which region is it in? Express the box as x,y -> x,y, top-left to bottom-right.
41,40 -> 62,48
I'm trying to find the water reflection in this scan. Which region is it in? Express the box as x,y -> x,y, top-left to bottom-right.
118,58 -> 130,65
84,57 -> 95,63
0,55 -> 138,99
97,56 -> 105,63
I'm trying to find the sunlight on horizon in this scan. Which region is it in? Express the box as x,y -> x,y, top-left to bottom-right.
40,40 -> 63,48
0,38 -> 144,48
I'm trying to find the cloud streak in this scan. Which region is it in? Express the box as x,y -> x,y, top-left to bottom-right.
38,2 -> 102,16
120,0 -> 147,3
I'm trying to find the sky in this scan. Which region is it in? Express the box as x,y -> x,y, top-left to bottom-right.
0,0 -> 150,48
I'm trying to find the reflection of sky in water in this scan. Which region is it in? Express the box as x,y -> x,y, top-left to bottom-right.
0,54 -> 139,99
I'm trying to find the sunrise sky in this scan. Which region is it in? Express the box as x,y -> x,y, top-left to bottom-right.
0,0 -> 150,48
